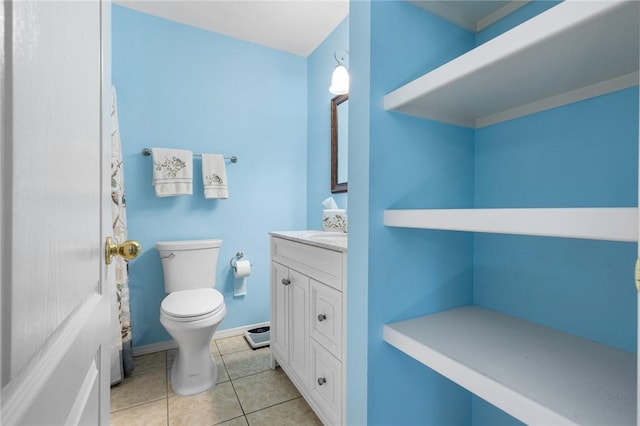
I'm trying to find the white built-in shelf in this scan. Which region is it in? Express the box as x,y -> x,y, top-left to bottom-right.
383,208 -> 638,242
384,1 -> 640,128
407,1 -> 530,33
383,306 -> 636,425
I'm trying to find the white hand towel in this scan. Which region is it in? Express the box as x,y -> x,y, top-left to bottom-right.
202,154 -> 228,199
151,148 -> 193,197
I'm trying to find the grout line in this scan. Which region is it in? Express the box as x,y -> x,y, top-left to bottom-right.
216,351 -> 232,383
217,345 -> 249,422
221,354 -> 273,380
227,371 -> 248,418
226,357 -> 305,417
110,395 -> 168,414
216,415 -> 249,426
225,361 -> 279,382
241,396 -> 306,416
227,368 -> 272,382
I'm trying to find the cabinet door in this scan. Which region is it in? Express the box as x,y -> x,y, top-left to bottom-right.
310,279 -> 343,360
271,262 -> 289,364
310,340 -> 342,425
289,269 -> 310,388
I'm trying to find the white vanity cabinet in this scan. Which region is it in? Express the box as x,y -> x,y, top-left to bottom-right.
270,232 -> 347,425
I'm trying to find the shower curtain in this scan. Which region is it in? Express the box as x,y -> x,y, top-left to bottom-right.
110,87 -> 134,384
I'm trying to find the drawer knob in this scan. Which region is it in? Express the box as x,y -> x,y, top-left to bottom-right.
281,278 -> 291,286
317,313 -> 327,322
317,377 -> 327,386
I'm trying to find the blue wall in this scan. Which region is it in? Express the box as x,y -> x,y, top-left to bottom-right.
355,1 -> 639,425
364,2 -> 476,424
112,5 -> 308,347
307,18 -> 349,228
346,2 -> 371,423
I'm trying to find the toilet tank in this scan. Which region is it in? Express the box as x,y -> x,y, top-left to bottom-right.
156,239 -> 222,293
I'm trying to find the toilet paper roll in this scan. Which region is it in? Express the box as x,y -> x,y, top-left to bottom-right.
233,260 -> 251,278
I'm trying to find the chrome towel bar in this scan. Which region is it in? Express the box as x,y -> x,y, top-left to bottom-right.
142,148 -> 238,163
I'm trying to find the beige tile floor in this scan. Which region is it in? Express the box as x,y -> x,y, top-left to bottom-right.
110,336 -> 322,426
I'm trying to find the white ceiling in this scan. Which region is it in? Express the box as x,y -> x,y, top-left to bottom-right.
115,0 -> 349,57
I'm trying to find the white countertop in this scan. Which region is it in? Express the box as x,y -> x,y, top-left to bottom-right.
270,230 -> 347,252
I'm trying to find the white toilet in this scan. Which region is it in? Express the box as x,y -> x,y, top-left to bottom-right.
157,239 -> 227,396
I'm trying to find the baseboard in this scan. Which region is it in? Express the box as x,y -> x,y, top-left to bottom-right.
132,321 -> 270,356
132,340 -> 178,356
213,321 -> 270,340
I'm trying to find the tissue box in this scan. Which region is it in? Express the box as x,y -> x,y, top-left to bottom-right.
322,209 -> 347,232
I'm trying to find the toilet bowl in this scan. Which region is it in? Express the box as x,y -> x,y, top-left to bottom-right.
157,239 -> 226,396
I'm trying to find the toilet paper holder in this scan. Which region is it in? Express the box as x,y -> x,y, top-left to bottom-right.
229,252 -> 251,270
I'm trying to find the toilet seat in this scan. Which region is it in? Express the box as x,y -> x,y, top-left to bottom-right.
161,288 -> 225,322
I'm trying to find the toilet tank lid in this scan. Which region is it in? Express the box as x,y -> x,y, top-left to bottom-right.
156,239 -> 222,251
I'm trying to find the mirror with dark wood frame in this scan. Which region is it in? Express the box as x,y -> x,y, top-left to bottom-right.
331,94 -> 348,193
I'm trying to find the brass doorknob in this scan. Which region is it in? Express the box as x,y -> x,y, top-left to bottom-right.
105,236 -> 141,265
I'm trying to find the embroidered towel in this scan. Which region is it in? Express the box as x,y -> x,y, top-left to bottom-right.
202,154 -> 228,199
151,148 -> 193,197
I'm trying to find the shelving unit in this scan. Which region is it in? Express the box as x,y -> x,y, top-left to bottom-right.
384,208 -> 638,242
384,1 -> 639,128
406,1 -> 531,33
382,0 -> 640,424
383,306 -> 636,425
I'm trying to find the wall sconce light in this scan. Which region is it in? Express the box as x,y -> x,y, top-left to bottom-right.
329,48 -> 349,95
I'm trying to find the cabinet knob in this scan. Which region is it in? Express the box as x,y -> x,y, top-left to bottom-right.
281,278 -> 291,286
317,313 -> 327,322
317,377 -> 327,386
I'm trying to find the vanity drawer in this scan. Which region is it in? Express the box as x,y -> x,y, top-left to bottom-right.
271,237 -> 343,291
310,340 -> 342,425
310,280 -> 342,360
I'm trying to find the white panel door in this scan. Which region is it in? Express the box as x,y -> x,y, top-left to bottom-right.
289,269 -> 310,388
1,1 -> 112,424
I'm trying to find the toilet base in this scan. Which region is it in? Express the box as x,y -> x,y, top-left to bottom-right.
160,304 -> 227,396
170,349 -> 218,396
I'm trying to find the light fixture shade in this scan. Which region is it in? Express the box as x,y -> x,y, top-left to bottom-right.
329,64 -> 349,95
